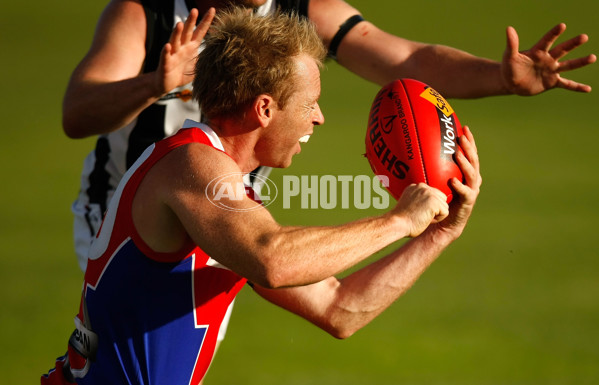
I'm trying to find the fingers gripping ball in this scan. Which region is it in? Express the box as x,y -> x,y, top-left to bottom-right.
365,79 -> 464,202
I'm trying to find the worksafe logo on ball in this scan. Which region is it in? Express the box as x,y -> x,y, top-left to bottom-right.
207,173 -> 391,211
205,172 -> 278,212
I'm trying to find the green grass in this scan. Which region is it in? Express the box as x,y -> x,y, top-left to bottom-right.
1,0 -> 598,384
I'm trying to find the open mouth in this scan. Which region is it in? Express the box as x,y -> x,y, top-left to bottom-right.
299,135 -> 311,143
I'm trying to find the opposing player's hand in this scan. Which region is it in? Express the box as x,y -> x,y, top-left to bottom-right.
393,183 -> 449,238
155,8 -> 216,95
430,126 -> 481,240
501,23 -> 596,95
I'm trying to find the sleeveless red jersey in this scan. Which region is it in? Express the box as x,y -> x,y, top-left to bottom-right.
43,123 -> 247,385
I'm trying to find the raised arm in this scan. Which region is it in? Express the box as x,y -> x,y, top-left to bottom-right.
62,0 -> 214,138
254,126 -> 481,339
308,0 -> 595,98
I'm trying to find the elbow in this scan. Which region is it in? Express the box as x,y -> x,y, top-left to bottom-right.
62,94 -> 99,139
250,276 -> 280,291
253,266 -> 296,290
321,301 -> 367,340
322,319 -> 358,340
250,258 -> 325,289
248,234 -> 310,289
328,326 -> 356,340
62,112 -> 83,139
320,306 -> 361,340
241,254 -> 290,289
63,121 -> 82,139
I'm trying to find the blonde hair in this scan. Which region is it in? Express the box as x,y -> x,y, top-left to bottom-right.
193,7 -> 326,119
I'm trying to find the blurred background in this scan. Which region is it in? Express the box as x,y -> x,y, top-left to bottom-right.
1,0 -> 597,384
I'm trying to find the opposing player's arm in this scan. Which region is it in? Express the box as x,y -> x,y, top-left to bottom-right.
63,0 -> 150,138
307,0 -> 595,98
137,143 -> 448,289
62,0 -> 215,138
308,0 -> 505,97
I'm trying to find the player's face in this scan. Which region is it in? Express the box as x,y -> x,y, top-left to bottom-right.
258,55 -> 324,168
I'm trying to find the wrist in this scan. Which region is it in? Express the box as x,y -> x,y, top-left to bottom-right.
385,211 -> 412,239
424,222 -> 462,245
148,71 -> 169,98
495,61 -> 514,96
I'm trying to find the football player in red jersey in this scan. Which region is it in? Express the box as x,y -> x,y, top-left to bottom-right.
43,8 -> 482,385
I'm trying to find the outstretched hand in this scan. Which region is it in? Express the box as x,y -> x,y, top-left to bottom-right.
501,23 -> 596,95
156,8 -> 216,95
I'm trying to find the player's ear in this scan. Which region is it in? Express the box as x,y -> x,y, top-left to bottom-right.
254,94 -> 276,128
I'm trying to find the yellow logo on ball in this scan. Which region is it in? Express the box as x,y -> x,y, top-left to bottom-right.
420,87 -> 454,117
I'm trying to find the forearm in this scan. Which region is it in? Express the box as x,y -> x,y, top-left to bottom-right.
337,22 -> 509,98
320,227 -> 454,338
249,213 -> 410,289
62,72 -> 163,138
254,226 -> 455,339
397,44 -> 510,98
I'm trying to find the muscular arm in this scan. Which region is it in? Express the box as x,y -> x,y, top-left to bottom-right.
308,0 -> 595,98
253,226 -> 452,339
62,0 -> 214,138
254,126 -> 482,338
132,142 -> 450,289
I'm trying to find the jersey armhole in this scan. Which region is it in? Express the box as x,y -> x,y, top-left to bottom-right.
125,129 -> 230,263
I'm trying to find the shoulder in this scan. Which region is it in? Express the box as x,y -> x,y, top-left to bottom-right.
78,0 -> 147,77
131,139 -> 238,254
96,0 -> 146,33
131,137 -> 241,239
88,0 -> 147,54
306,0 -> 361,43
153,139 -> 240,195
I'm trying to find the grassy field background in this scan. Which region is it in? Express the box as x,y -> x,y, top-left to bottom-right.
1,0 -> 597,384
